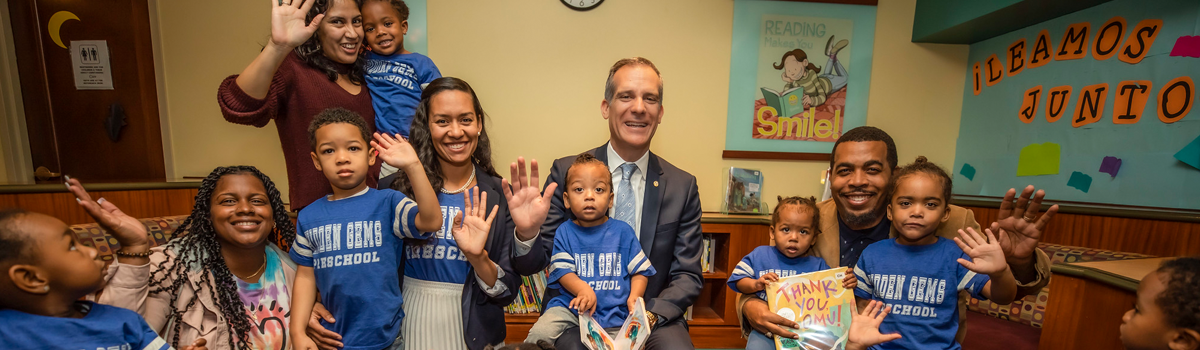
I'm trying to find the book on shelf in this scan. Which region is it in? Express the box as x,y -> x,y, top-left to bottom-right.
722,167 -> 766,214
765,268 -> 857,350
580,297 -> 651,350
699,234 -> 717,274
504,269 -> 548,314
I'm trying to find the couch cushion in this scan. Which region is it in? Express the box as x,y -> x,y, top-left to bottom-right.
71,216 -> 189,262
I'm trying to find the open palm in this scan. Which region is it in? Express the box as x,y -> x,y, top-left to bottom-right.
271,0 -> 324,49
504,157 -> 556,239
66,177 -> 149,249
847,301 -> 901,350
451,188 -> 498,258
955,227 -> 1007,274
994,186 -> 1059,262
371,133 -> 419,170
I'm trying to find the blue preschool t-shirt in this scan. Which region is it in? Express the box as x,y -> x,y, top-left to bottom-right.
0,301 -> 170,350
727,245 -> 830,299
404,191 -> 471,283
546,219 -> 656,328
852,238 -> 991,350
364,51 -> 441,138
290,188 -> 428,350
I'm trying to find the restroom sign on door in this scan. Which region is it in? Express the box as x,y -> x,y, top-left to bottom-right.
70,40 -> 113,90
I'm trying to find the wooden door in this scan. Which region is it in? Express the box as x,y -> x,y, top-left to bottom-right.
8,0 -> 165,182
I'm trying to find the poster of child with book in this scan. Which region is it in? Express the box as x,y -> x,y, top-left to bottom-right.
724,1 -> 874,154
766,268 -> 856,350
753,14 -> 852,142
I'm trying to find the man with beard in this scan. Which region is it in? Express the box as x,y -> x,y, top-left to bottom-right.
737,126 -> 1055,342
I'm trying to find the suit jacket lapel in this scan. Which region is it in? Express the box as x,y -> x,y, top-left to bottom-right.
594,143 -> 608,163
474,164 -> 497,252
640,153 -> 662,254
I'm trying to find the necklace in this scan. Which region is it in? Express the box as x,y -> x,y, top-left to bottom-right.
440,169 -> 476,194
234,259 -> 267,281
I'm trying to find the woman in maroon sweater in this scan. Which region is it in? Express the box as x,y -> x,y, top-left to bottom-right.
217,0 -> 378,211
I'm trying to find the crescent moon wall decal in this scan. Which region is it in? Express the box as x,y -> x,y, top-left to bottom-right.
48,11 -> 80,49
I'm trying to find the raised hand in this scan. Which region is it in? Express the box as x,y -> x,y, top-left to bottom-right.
846,300 -> 901,350
271,0 -> 324,50
993,185 -> 1059,264
451,188 -> 498,259
371,133 -> 419,171
955,227 -> 1008,274
65,177 -> 149,251
504,157 -> 556,240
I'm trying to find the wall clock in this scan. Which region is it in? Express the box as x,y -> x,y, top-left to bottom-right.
562,0 -> 603,11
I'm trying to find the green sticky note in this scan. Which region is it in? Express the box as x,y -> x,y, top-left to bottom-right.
960,163 -> 977,181
1017,142 -> 1061,176
1067,171 -> 1092,193
1175,134 -> 1200,171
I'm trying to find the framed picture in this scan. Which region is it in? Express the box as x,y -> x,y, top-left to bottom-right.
723,0 -> 876,159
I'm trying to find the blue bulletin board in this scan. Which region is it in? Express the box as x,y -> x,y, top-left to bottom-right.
953,0 -> 1200,210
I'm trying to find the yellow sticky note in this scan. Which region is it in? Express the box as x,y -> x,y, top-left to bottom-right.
1017,142 -> 1061,176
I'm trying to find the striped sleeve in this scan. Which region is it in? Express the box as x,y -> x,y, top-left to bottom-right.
546,231 -> 576,287
132,309 -> 171,350
727,253 -> 757,293
625,249 -> 655,277
853,257 -> 874,299
289,221 -> 315,266
958,252 -> 992,299
392,194 -> 429,239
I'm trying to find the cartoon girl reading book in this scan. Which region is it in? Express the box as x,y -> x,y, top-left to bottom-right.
773,36 -> 850,109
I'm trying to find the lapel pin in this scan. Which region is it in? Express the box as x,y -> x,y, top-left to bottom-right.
653,181 -> 659,187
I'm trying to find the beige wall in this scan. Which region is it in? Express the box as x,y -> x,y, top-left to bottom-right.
149,0 -> 968,211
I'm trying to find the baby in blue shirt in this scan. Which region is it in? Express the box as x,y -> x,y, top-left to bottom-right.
525,153 -> 656,345
728,196 -> 857,350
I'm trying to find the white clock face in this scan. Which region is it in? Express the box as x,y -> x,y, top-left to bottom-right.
562,0 -> 603,11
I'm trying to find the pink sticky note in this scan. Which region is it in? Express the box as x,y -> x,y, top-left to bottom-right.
1170,36 -> 1200,57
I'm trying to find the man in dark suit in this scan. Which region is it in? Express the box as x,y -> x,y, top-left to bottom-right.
512,57 -> 702,350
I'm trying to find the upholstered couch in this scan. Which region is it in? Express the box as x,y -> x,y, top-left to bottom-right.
967,243 -> 1154,328
72,215 -> 189,262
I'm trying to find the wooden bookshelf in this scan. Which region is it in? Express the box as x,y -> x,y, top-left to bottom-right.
503,213 -> 771,348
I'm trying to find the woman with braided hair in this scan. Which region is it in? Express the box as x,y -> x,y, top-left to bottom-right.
68,166 -> 322,350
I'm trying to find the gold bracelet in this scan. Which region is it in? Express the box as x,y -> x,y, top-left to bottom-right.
114,249 -> 151,258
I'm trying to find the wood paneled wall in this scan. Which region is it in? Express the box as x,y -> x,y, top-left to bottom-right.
0,189 -> 199,225
962,206 -> 1200,257
1038,274 -> 1133,350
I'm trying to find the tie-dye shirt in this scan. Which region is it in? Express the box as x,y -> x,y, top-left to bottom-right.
237,247 -> 292,350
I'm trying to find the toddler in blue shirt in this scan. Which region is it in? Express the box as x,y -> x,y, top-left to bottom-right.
0,209 -> 198,350
853,156 -> 1017,350
289,108 -> 443,350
